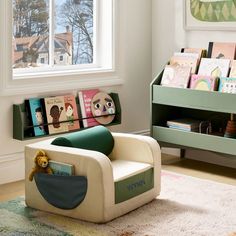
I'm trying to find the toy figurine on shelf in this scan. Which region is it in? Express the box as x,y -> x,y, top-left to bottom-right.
224,114 -> 236,139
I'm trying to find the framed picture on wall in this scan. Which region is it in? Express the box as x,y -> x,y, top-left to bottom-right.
184,0 -> 236,31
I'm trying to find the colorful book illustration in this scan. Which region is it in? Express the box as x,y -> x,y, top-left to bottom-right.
49,160 -> 74,176
27,98 -> 47,136
218,77 -> 236,94
44,96 -> 68,134
229,60 -> 236,78
161,65 -> 191,88
78,89 -> 100,128
64,95 -> 80,131
208,42 -> 236,60
189,75 -> 218,91
170,54 -> 198,73
198,58 -> 230,78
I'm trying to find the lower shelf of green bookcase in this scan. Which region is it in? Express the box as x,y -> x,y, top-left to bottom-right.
152,126 -> 236,156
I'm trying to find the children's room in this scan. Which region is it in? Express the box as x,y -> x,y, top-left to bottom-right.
1,0 -> 236,235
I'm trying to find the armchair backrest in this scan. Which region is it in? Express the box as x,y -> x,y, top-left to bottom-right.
51,125 -> 114,156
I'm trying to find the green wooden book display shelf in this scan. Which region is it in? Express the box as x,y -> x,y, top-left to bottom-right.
13,93 -> 121,141
150,71 -> 236,156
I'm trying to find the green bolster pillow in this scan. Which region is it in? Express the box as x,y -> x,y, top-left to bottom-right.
51,125 -> 114,156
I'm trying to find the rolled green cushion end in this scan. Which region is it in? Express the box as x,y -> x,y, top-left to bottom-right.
51,125 -> 114,156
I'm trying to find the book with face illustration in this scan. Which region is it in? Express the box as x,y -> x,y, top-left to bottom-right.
170,54 -> 198,73
26,98 -> 47,136
161,64 -> 191,88
198,58 -> 230,78
44,96 -> 68,134
64,95 -> 80,131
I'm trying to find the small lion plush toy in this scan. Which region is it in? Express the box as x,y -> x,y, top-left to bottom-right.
29,150 -> 53,181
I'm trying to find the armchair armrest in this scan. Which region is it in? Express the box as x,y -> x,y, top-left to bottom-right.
109,133 -> 161,166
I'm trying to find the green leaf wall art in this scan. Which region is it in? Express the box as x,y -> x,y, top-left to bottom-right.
190,0 -> 236,22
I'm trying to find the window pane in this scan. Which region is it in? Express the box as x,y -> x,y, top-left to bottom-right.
12,0 -> 49,69
55,0 -> 94,66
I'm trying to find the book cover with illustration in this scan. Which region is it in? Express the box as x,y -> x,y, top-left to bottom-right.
49,160 -> 74,176
44,96 -> 68,134
198,58 -> 230,78
182,48 -> 206,60
91,92 -> 116,125
64,95 -> 80,131
161,64 -> 191,88
229,60 -> 236,78
78,89 -> 100,128
218,77 -> 236,94
208,42 -> 236,60
170,54 -> 198,74
27,98 -> 47,136
189,75 -> 218,91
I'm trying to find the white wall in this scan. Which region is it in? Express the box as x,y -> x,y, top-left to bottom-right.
0,0 -> 152,184
152,0 -> 236,167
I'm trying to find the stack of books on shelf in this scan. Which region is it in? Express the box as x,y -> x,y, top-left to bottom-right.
160,41 -> 236,94
167,118 -> 210,133
24,89 -> 117,137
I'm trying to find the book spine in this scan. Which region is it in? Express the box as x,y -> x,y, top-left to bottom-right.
207,42 -> 213,58
78,92 -> 88,128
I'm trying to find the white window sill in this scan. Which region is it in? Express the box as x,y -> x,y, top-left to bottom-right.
0,69 -> 123,96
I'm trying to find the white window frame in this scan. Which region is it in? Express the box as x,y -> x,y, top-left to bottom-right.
0,0 -> 123,96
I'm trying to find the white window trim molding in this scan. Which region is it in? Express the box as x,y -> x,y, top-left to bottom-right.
0,0 -> 123,97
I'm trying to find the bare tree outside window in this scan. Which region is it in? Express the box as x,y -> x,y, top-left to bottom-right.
12,0 -> 94,69
12,0 -> 49,68
56,0 -> 93,65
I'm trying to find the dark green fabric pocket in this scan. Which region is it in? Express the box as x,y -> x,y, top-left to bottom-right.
34,173 -> 87,209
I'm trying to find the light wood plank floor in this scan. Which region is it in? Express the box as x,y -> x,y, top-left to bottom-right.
0,154 -> 235,202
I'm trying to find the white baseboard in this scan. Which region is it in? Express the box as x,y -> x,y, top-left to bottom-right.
0,152 -> 24,185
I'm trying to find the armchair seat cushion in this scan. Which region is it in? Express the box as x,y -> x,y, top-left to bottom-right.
111,160 -> 152,182
112,160 -> 154,204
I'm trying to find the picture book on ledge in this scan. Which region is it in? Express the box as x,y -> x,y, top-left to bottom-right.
189,75 -> 218,91
64,95 -> 80,131
26,98 -> 47,136
78,89 -> 100,128
208,42 -> 236,60
218,77 -> 236,94
161,64 -> 191,88
198,58 -> 230,78
44,96 -> 68,134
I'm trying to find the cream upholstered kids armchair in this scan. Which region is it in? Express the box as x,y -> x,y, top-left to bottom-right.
25,126 -> 161,223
